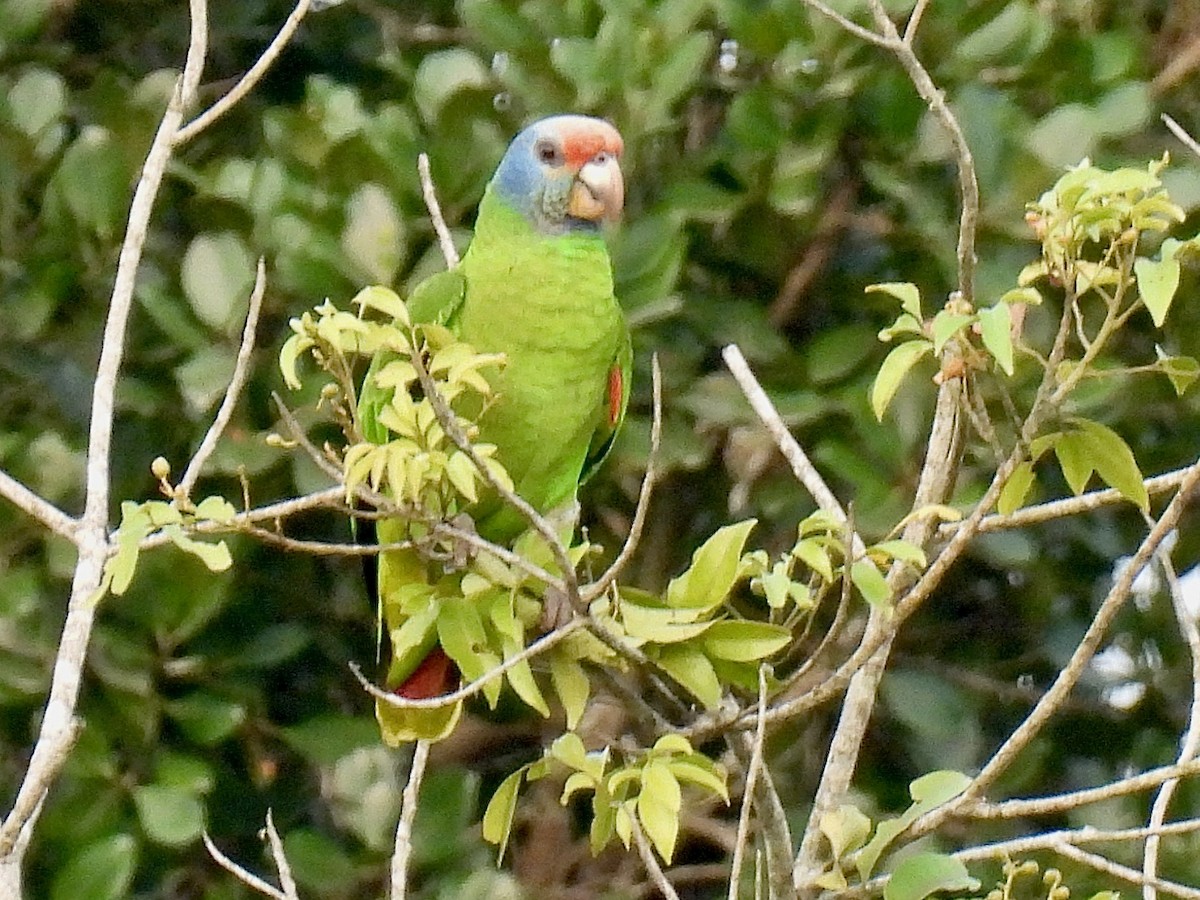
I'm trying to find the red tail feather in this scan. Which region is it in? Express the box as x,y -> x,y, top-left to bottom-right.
394,647 -> 459,700
607,364 -> 623,427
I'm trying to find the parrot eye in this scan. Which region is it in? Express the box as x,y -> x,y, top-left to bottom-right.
535,139 -> 563,166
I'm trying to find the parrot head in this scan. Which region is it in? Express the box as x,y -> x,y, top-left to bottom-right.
492,114 -> 624,236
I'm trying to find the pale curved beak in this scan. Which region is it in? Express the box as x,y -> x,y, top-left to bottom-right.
568,153 -> 624,223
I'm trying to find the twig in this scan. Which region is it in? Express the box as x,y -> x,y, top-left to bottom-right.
0,469 -> 78,542
722,344 -> 866,558
1162,114 -> 1200,161
798,0 -> 890,47
0,0 -> 209,867
728,668 -> 769,900
352,618 -> 587,711
174,0 -> 313,145
940,464 -> 1195,537
390,741 -> 429,900
203,833 -> 288,900
963,757 -> 1200,819
1057,843 -> 1200,900
583,353 -> 662,602
178,258 -> 268,499
263,810 -> 300,900
630,815 -> 681,900
1144,535 -> 1200,900
418,152 -> 460,268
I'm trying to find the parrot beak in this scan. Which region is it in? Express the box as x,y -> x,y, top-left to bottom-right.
568,152 -> 624,223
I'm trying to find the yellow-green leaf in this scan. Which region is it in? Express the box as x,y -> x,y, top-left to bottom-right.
867,282 -> 923,321
655,643 -> 721,708
350,285 -> 409,325
665,519 -> 757,611
1054,430 -> 1094,497
637,762 -> 681,862
930,312 -> 974,355
884,852 -> 980,900
820,804 -> 872,860
482,767 -> 526,860
1133,256 -> 1178,328
997,461 -> 1036,515
850,560 -> 890,609
700,620 -> 790,662
871,341 -> 932,421
1072,418 -> 1149,512
977,303 -> 1014,375
548,650 -> 590,731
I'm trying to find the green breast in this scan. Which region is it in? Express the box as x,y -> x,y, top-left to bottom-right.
454,190 -> 625,535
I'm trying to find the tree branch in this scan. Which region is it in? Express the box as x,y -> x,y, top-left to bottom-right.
178,257 -> 268,499
0,0 -> 210,869
418,152 -> 460,268
389,740 -> 429,900
0,469 -> 78,542
174,0 -> 313,146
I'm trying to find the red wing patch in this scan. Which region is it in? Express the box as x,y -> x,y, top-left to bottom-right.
395,647 -> 458,699
607,364 -> 624,428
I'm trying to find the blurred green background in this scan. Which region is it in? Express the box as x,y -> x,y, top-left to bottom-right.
3,0 -> 1200,896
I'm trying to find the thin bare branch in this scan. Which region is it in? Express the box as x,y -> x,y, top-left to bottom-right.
203,832 -> 288,900
179,257 -> 268,499
728,668 -> 769,900
1057,843 -> 1200,900
263,810 -> 300,900
1162,114 -> 1200,161
722,343 -> 866,557
630,815 -> 681,900
418,152 -> 460,268
583,353 -> 662,602
945,464 -> 1195,537
390,741 -> 430,900
798,0 -> 891,47
1144,537 -> 1200,900
0,469 -> 78,542
964,757 -> 1200,819
0,0 -> 210,867
174,0 -> 313,145
903,0 -> 931,43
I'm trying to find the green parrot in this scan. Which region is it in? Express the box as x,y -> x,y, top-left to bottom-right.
359,115 -> 631,743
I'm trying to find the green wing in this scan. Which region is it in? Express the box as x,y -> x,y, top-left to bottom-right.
581,319 -> 632,486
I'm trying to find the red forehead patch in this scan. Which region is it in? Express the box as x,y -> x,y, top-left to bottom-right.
559,119 -> 623,169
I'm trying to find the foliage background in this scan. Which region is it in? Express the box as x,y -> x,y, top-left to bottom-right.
3,0 -> 1200,896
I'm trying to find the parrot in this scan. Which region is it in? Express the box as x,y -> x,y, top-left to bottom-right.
358,115 -> 631,744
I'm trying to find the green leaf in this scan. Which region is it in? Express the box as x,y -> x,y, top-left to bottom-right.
350,285 -> 409,325
193,495 -> 236,524
549,650 -> 590,731
870,540 -> 927,570
133,784 -> 205,847
1134,256 -> 1180,327
930,312 -> 974,355
163,525 -> 232,572
820,804 -> 873,859
166,693 -> 246,744
977,303 -> 1014,375
909,770 -> 972,804
342,184 -> 405,283
655,643 -> 722,708
885,852 -> 980,900
700,620 -> 790,662
665,519 -> 757,611
280,716 -> 381,766
666,759 -> 729,801
52,127 -> 128,238
998,461 -> 1036,515
1054,430 -> 1094,496
1072,418 -> 1149,512
871,340 -> 932,421
867,282 -> 923,321
182,232 -> 255,335
851,560 -> 890,609
482,767 -> 526,861
413,48 -> 490,122
50,834 -> 137,900
1156,348 -> 1200,396
637,761 -> 681,862
9,68 -> 66,139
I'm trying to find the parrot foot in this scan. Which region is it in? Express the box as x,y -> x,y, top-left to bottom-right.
540,584 -> 576,631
